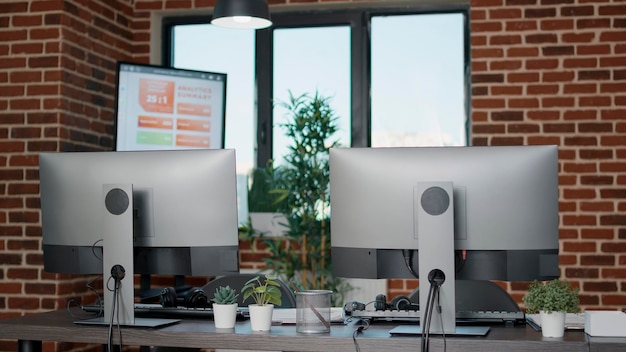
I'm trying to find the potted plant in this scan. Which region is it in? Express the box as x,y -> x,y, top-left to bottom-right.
211,285 -> 239,329
242,274 -> 283,331
522,279 -> 580,338
245,91 -> 350,306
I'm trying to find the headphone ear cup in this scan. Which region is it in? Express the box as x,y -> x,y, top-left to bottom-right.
375,294 -> 388,311
343,301 -> 366,315
390,295 -> 413,311
160,287 -> 177,307
184,287 -> 208,308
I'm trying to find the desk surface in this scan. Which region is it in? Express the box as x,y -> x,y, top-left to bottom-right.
0,310 -> 593,352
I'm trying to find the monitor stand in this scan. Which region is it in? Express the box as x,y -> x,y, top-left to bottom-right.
411,182 -> 489,336
74,184 -> 178,328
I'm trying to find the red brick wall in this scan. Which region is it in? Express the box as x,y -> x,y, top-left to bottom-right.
387,0 -> 626,309
0,1 -> 135,351
0,0 -> 625,350
466,0 -> 626,309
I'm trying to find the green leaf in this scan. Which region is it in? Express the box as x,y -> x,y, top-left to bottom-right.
522,279 -> 580,314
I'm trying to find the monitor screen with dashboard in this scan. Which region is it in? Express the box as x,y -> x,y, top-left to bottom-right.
114,61 -> 227,151
329,145 -> 559,332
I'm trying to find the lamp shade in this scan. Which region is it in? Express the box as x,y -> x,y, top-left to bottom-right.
211,0 -> 272,30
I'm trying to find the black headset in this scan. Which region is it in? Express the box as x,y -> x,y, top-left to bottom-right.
344,293 -> 418,316
375,293 -> 418,311
159,286 -> 209,309
343,300 -> 366,314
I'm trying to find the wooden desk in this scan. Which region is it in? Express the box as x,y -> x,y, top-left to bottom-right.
0,310 -> 591,352
588,336 -> 626,352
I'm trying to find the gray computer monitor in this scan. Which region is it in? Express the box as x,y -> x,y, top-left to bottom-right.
330,145 -> 560,282
39,149 -> 240,277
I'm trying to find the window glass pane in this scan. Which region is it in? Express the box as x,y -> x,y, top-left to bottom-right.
371,13 -> 467,147
272,26 -> 351,164
172,24 -> 256,174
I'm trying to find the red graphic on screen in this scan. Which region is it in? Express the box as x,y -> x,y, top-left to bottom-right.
139,79 -> 175,114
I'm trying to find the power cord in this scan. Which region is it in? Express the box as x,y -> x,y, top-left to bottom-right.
436,286 -> 447,352
107,265 -> 125,352
350,318 -> 370,352
66,275 -> 104,319
421,269 -> 445,352
66,240 -> 105,321
402,249 -> 419,278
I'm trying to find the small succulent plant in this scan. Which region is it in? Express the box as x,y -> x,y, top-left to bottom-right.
212,285 -> 238,305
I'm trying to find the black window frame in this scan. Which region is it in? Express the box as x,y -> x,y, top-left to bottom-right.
162,3 -> 471,168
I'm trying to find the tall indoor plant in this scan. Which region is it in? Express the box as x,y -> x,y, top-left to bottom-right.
242,91 -> 348,304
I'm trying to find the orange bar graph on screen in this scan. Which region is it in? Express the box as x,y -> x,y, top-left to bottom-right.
177,118 -> 210,132
176,134 -> 210,148
177,102 -> 211,117
139,79 -> 175,114
138,116 -> 174,130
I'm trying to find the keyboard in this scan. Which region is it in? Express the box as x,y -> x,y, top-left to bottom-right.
350,309 -> 420,321
81,303 -> 248,319
348,309 -> 525,325
134,304 -> 218,318
456,310 -> 525,325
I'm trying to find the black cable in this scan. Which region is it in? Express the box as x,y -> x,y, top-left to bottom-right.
422,269 -> 446,352
115,283 -> 123,350
65,241 -> 105,321
92,239 -> 104,261
436,285 -> 447,352
107,272 -> 124,352
88,276 -> 104,317
107,276 -> 116,352
421,283 -> 437,352
352,328 -> 362,352
402,249 -> 419,279
351,318 -> 370,352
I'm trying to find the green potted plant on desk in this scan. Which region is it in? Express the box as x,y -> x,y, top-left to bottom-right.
523,279 -> 580,338
242,274 -> 283,331
211,285 -> 239,329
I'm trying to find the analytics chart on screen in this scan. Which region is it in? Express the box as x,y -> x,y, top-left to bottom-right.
114,62 -> 227,151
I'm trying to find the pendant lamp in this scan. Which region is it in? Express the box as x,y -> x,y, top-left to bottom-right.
211,0 -> 272,30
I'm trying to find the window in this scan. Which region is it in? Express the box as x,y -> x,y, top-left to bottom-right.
165,4 -> 470,171
272,26 -> 351,165
371,13 -> 467,147
170,24 -> 255,173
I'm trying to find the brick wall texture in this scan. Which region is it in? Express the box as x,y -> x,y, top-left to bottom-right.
0,0 -> 625,350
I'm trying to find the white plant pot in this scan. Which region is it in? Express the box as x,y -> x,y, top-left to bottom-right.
213,303 -> 238,329
248,304 -> 274,331
540,311 -> 566,338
